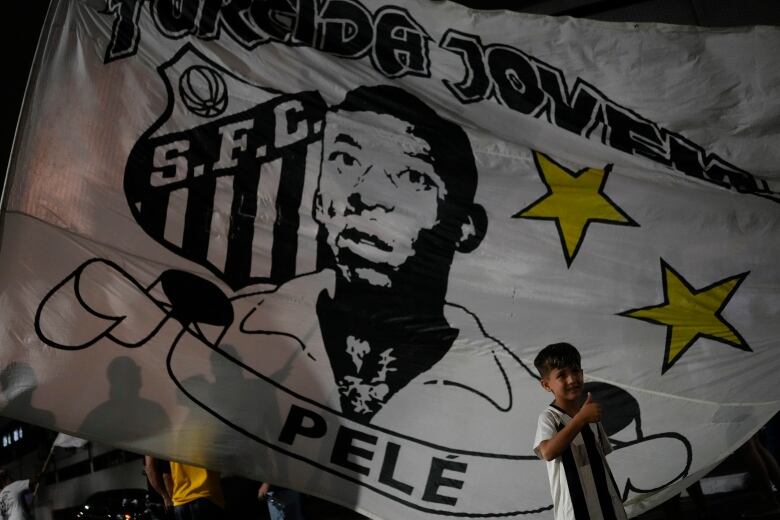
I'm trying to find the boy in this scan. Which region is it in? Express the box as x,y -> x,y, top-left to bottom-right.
533,343 -> 626,520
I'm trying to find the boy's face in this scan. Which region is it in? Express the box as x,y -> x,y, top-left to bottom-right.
541,365 -> 584,403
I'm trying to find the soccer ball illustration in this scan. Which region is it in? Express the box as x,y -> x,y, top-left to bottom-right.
179,65 -> 228,117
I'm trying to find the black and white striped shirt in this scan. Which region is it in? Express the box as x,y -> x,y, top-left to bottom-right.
534,404 -> 627,520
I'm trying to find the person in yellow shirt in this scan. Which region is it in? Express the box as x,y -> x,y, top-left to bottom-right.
161,461 -> 224,520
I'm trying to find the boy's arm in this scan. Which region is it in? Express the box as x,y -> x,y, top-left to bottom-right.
536,393 -> 602,461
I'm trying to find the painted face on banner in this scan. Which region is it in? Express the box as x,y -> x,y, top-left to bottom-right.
315,110 -> 449,288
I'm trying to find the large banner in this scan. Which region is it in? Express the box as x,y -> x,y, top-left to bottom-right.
2,1 -> 779,518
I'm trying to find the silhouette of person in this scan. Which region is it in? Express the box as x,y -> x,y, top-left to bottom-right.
175,345 -> 292,478
80,356 -> 170,442
0,362 -> 55,430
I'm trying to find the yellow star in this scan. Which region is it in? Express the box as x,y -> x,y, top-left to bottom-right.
620,260 -> 751,374
513,152 -> 637,266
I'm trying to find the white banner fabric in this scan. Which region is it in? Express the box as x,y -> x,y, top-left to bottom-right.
1,1 -> 779,518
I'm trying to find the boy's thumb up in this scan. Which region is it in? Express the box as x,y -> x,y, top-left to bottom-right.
584,392 -> 592,404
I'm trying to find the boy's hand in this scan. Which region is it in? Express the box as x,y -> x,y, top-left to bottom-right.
577,392 -> 602,423
537,393 -> 603,462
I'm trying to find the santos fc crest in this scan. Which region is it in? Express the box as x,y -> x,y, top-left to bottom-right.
125,45 -> 326,289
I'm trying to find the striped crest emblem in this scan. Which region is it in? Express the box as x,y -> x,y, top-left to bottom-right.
125,45 -> 326,289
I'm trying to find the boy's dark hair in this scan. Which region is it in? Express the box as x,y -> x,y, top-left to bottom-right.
534,342 -> 581,378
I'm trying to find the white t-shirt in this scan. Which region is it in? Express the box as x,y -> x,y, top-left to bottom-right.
0,480 -> 30,520
534,405 -> 626,520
